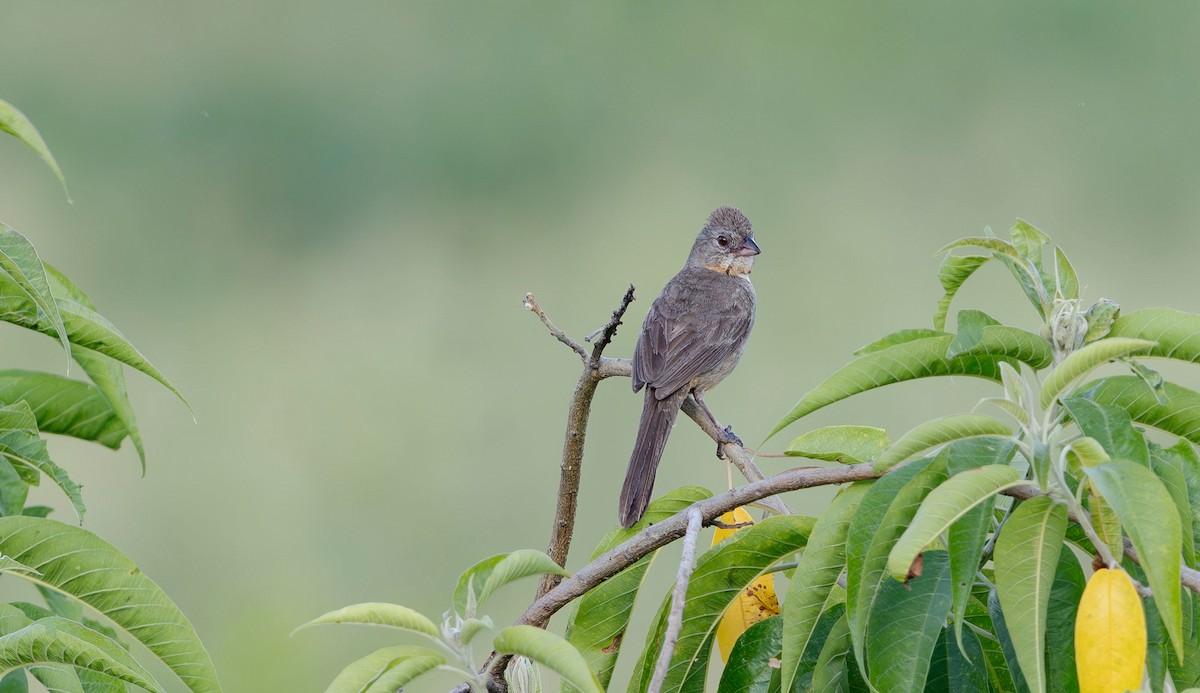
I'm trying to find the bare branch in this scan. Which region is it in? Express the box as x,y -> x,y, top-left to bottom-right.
648,507 -> 703,693
586,284 -> 636,359
524,292 -> 588,361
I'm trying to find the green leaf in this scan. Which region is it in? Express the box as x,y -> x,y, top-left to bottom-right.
1108,308 -> 1200,365
0,517 -> 221,692
362,651 -> 446,693
968,326 -> 1053,370
1044,548 -> 1084,693
934,255 -> 989,332
865,550 -> 953,692
293,602 -> 438,639
1172,441 -> 1200,570
1053,247 -> 1079,300
1149,443 -> 1195,567
564,487 -> 711,690
1083,299 -> 1121,343
1038,337 -> 1155,409
649,515 -> 817,693
779,604 -> 847,692
454,550 -> 567,618
939,233 -> 1049,318
873,414 -> 1012,473
0,618 -> 160,692
855,329 -> 950,356
1078,376 -> 1200,445
780,484 -> 868,692
0,224 -> 69,365
1061,396 -> 1149,466
809,613 -> 853,693
849,458 -> 946,682
768,335 -> 1018,440
1087,485 -> 1124,562
319,646 -> 444,693
945,310 -> 1000,360
925,626 -> 988,693
716,616 -> 782,693
994,496 -> 1067,693
1010,220 -> 1051,276
0,98 -> 68,196
785,426 -> 890,464
0,402 -> 85,521
888,465 -> 1022,581
493,626 -> 602,693
986,589 -> 1032,693
1083,459 -> 1183,659
45,266 -> 144,468
0,371 -> 129,450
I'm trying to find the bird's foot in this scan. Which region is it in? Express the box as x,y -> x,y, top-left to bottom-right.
715,425 -> 743,458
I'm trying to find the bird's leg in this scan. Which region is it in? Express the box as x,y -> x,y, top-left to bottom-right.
693,391 -> 742,458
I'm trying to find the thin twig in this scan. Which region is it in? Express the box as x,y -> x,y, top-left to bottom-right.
524,293 -> 588,360
648,508 -> 703,693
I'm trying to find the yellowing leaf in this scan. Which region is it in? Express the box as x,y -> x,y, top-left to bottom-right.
1075,568 -> 1146,693
713,508 -> 781,662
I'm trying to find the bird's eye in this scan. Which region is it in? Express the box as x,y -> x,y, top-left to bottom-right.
716,235 -> 729,247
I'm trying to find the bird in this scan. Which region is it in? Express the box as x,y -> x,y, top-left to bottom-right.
618,206 -> 760,528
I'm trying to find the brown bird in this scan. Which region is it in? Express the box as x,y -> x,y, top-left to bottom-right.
619,206 -> 760,528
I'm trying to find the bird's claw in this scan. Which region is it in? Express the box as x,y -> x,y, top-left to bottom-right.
715,425 -> 743,458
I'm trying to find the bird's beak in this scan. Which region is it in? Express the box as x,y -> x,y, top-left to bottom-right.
734,237 -> 761,257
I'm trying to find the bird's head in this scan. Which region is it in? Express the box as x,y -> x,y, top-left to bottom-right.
687,206 -> 760,276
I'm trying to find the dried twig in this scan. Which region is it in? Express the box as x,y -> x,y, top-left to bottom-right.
648,507 -> 703,693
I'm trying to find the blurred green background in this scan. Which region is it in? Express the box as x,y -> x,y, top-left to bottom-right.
1,2 -> 1199,690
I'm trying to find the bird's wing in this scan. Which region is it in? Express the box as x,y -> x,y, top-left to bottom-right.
632,273 -> 754,399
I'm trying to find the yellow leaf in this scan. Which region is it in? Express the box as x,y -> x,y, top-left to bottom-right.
1075,568 -> 1146,693
713,508 -> 782,662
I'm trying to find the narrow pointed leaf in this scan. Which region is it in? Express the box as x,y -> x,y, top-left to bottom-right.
856,329 -> 949,356
1107,308 -> 1200,365
780,483 -> 868,692
934,254 -> 989,331
1053,247 -> 1079,300
994,496 -> 1067,693
0,402 -> 84,520
1038,338 -> 1155,409
1149,443 -> 1195,567
1083,460 -> 1183,659
0,371 -> 129,450
1061,396 -> 1149,466
0,99 -> 68,195
493,625 -> 603,693
477,550 -> 568,608
769,335 -> 1018,440
0,517 -> 221,692
294,602 -> 438,638
809,613 -> 853,693
716,616 -> 782,693
1045,549 -> 1084,693
0,225 -> 69,363
1078,376 -> 1200,445
945,310 -> 1000,360
970,326 -> 1053,369
0,618 -> 159,693
1074,569 -> 1146,693
785,426 -> 890,465
362,652 -> 445,692
925,626 -> 988,693
564,487 -> 711,690
873,414 -> 1012,473
865,550 -> 953,692
986,589 -> 1032,693
320,646 -> 444,693
1087,486 -> 1124,562
888,465 -> 1021,580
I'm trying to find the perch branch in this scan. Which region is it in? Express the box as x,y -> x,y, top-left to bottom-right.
648,508 -> 703,693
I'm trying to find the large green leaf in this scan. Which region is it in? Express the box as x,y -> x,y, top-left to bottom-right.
1172,440 -> 1200,568
0,371 -> 128,450
0,225 -> 69,363
0,618 -> 158,692
809,613 -> 853,693
1038,338 -> 1155,409
320,646 -> 445,693
454,550 -> 567,618
887,465 -> 1021,581
44,266 -> 144,467
716,616 -> 781,693
994,496 -> 1067,693
850,458 -> 946,682
1078,376 -> 1200,445
1149,443 -> 1196,567
865,550 -> 953,692
647,515 -> 817,693
785,426 -> 890,465
925,626 -> 988,693
493,626 -> 602,693
1061,396 -> 1149,466
0,402 -> 84,520
855,329 -> 950,356
1044,548 -> 1084,693
873,414 -> 1012,473
1083,459 -> 1183,659
0,517 -> 221,692
986,589 -> 1032,693
768,335 -> 1017,440
564,487 -> 711,690
0,98 -> 68,195
1108,308 -> 1200,365
944,312 -> 1053,371
780,484 -> 868,692
933,255 -> 989,331
294,603 -> 438,639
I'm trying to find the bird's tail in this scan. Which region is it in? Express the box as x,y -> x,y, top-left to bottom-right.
619,389 -> 684,528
